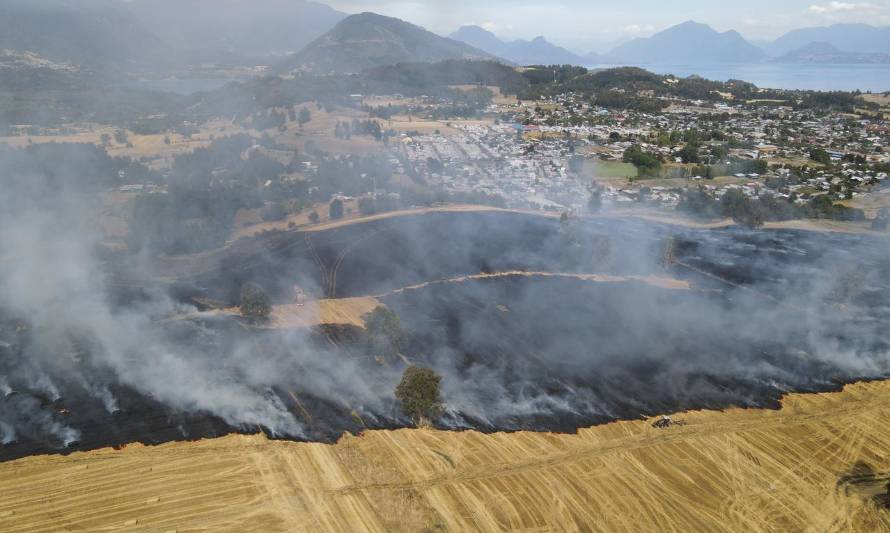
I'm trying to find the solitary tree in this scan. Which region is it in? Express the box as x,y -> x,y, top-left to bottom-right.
240,282 -> 271,320
329,198 -> 344,220
364,306 -> 405,358
395,366 -> 444,425
588,183 -> 603,212
298,108 -> 312,128
308,210 -> 320,224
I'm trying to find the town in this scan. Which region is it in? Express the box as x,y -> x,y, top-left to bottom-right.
391,88 -> 890,226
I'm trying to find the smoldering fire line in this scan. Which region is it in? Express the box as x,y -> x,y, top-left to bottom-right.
1,204 -> 888,461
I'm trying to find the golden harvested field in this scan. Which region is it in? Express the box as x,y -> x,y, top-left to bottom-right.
862,93 -> 890,107
2,381 -> 890,532
212,297 -> 381,330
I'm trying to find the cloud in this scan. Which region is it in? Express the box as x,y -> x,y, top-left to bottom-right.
808,1 -> 874,14
480,21 -> 513,33
623,24 -> 655,35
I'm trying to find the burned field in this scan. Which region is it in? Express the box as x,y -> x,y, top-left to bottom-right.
2,211 -> 890,461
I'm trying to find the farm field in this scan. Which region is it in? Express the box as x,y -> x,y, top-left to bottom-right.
2,381 -> 889,532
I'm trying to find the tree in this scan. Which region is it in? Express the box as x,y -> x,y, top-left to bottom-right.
329,198 -> 344,220
720,189 -> 764,228
623,145 -> 662,177
395,366 -> 444,425
678,142 -> 700,164
298,108 -> 312,128
358,196 -> 377,216
588,182 -> 603,212
114,129 -> 128,145
309,210 -> 320,224
364,306 -> 405,358
809,147 -> 832,165
240,283 -> 271,320
873,207 -> 890,231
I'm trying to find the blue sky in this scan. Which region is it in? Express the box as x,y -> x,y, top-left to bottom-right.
323,0 -> 890,52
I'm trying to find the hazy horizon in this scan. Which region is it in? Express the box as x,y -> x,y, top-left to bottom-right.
320,0 -> 890,53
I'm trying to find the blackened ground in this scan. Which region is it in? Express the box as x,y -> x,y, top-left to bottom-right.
383,275 -> 873,431
179,212 -> 672,304
4,212 -> 890,461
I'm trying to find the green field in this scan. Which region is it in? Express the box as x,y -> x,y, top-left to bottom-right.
590,160 -> 637,178
583,160 -> 638,179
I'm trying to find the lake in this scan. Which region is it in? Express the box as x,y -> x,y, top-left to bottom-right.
129,64 -> 890,95
588,63 -> 890,92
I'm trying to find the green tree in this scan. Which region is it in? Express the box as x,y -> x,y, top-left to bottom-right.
588,183 -> 603,211
329,198 -> 344,220
358,196 -> 377,216
298,108 -> 312,128
809,147 -> 832,165
240,283 -> 271,320
395,366 -> 444,425
623,145 -> 662,177
364,306 -> 405,358
309,210 -> 320,224
678,142 -> 700,164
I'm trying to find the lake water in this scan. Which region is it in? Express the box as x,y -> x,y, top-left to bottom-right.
588,63 -> 890,92
128,64 -> 890,95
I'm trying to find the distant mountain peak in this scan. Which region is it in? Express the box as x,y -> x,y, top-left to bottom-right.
280,13 -> 501,74
449,27 -> 586,66
767,23 -> 890,56
606,20 -> 765,64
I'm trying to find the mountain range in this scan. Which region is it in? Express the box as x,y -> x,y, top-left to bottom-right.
775,41 -> 890,65
449,20 -> 890,67
605,21 -> 766,64
4,1 -> 890,78
278,13 -> 500,74
767,23 -> 890,57
0,0 -> 170,71
448,26 -> 591,66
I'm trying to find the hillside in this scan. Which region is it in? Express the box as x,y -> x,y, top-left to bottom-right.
776,41 -> 890,64
768,23 -> 890,57
0,0 -> 168,71
2,380 -> 889,531
449,25 -> 586,66
127,0 -> 347,58
606,21 -> 766,64
278,13 -> 502,74
0,50 -> 84,91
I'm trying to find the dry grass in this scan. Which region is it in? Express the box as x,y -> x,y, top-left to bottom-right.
3,381 -> 890,531
214,297 -> 381,330
862,93 -> 890,106
839,187 -> 890,218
